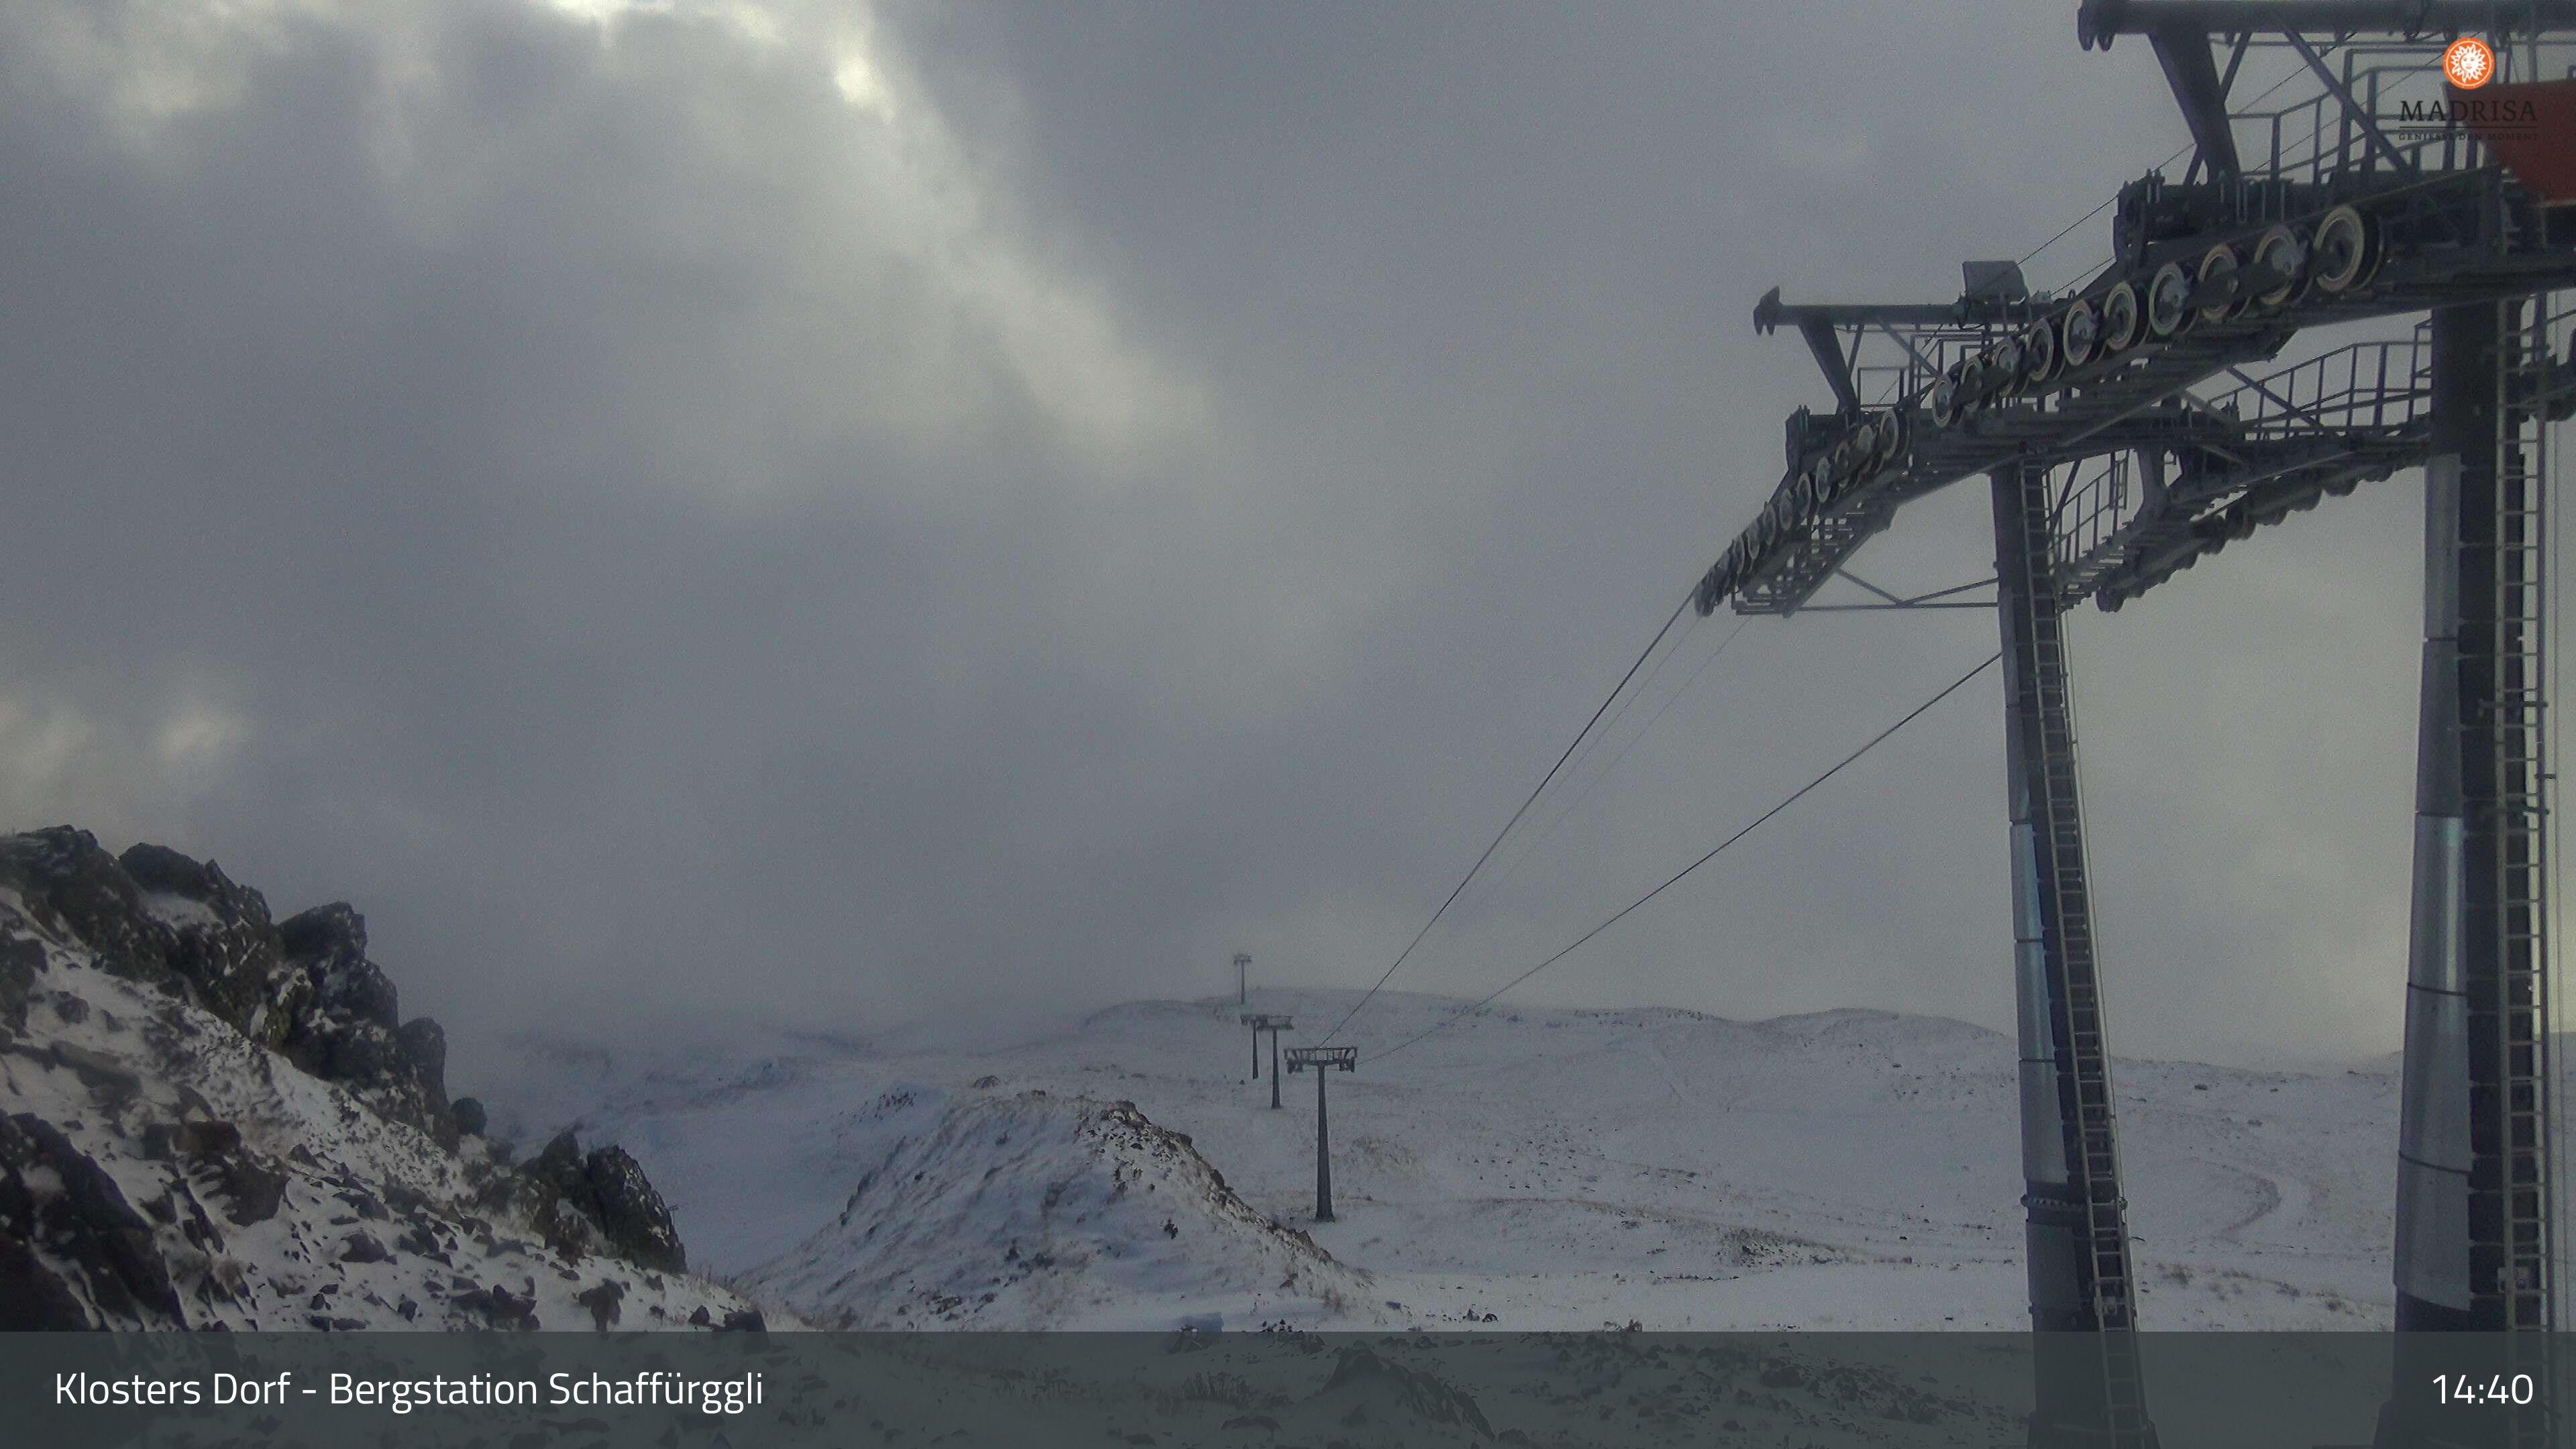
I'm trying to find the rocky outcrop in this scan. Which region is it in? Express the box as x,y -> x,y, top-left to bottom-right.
272,901 -> 456,1151
522,1130 -> 688,1273
1,830 -> 175,997
0,826 -> 731,1332
0,1113 -> 184,1330
117,841 -> 286,1040
0,829 -> 455,1148
0,927 -> 37,1036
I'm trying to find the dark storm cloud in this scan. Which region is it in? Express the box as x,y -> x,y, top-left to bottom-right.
1,0 -> 2436,1077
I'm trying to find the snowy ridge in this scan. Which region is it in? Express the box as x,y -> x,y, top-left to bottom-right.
745,1089 -> 1373,1329
476,987 -> 2576,1332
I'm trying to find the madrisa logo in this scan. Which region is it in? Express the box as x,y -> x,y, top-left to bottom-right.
2397,96 -> 2539,125
2393,94 -> 2540,136
2443,37 -> 2496,89
2392,41 -> 2536,140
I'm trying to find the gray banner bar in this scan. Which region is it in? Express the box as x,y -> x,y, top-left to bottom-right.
2,1332 -> 2568,1448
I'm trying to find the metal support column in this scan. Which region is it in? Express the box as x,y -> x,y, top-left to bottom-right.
1992,461 -> 2156,1448
2385,299 -> 2558,1448
1285,1046 -> 1356,1223
1313,1062 -> 1332,1222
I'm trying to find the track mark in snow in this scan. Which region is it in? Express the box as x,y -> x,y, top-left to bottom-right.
1633,1038 -> 1696,1110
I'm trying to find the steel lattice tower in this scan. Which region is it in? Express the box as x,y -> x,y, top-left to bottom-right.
1682,4 -> 2576,1442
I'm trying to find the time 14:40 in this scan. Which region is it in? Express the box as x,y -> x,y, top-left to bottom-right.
2433,1374 -> 2537,1407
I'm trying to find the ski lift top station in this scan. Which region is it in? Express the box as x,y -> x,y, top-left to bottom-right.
1685,1 -> 2575,1442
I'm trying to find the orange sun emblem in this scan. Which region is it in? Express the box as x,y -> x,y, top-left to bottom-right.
2443,37 -> 2495,89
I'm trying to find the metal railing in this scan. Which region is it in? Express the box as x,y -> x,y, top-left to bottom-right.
2196,323 -> 2434,441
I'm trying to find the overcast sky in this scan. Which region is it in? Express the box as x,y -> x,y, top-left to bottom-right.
1,0 -> 2457,1078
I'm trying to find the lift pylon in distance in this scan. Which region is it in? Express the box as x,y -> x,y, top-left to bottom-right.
1242,1014 -> 1294,1108
1284,1046 -> 1356,1222
1681,3 -> 2574,1444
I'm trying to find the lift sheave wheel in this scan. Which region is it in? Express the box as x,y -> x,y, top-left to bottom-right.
2059,298 -> 2100,369
2101,280 -> 2145,352
1955,354 -> 1992,419
1929,362 -> 1966,426
2248,226 -> 2306,310
2145,262 -> 2194,339
2022,317 -> 2059,385
1881,410 -> 1909,470
1829,434 -> 1864,482
1986,336 -> 2025,400
2195,244 -> 2242,325
2312,205 -> 2379,294
1868,410 -> 1904,469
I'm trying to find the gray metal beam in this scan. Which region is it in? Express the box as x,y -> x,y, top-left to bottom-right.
2149,26 -> 2242,180
1799,319 -> 1863,415
2081,0 -> 2576,47
1992,460 -> 2155,1446
2285,33 -> 2418,178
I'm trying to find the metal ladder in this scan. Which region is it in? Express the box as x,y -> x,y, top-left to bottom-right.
2004,463 -> 2155,1447
2478,292 -> 2559,1447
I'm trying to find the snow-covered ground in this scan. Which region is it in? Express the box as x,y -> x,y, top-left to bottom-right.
476,988 -> 2505,1333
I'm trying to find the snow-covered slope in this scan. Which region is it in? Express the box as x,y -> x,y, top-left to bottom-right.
477,988 -> 2556,1334
0,827 -> 771,1331
745,1090 -> 1371,1328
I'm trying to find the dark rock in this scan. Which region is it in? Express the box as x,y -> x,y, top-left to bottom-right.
526,1130 -> 586,1199
688,1305 -> 712,1327
0,1231 -> 95,1330
0,926 -> 45,1036
176,1120 -> 242,1159
278,902 -> 366,976
518,1132 -> 685,1271
270,901 -> 460,1144
117,844 -> 286,1038
280,904 -> 396,1026
451,1097 -> 488,1137
576,1279 -> 625,1330
0,829 -> 174,994
720,1307 -> 765,1333
215,1152 -> 290,1226
582,1146 -> 686,1273
453,1282 -> 538,1328
397,1017 -> 451,1104
0,1113 -> 186,1328
341,1232 -> 390,1264
48,1041 -> 140,1095
281,1014 -> 456,1152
